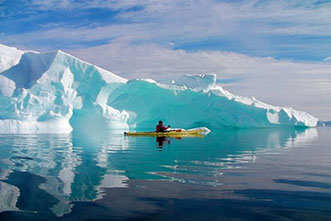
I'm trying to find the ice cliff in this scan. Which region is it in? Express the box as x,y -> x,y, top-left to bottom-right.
0,44 -> 318,133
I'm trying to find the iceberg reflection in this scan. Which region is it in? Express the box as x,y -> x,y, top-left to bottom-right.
0,127 -> 318,216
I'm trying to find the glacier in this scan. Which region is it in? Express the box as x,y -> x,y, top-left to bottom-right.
0,44 -> 318,133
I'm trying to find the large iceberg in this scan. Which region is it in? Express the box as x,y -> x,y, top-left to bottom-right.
0,44 -> 318,133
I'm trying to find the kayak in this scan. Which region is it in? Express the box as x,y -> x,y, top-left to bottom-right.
124,127 -> 211,137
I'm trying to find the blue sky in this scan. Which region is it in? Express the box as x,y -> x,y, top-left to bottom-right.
1,0 -> 330,60
0,0 -> 330,119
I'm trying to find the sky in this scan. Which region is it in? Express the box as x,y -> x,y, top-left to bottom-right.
0,0 -> 330,120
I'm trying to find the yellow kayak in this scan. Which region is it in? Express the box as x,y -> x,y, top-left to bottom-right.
124,127 -> 210,137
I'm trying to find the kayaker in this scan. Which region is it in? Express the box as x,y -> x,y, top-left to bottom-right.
156,120 -> 170,132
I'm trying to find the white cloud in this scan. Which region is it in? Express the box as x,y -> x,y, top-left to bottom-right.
31,0 -> 76,10
2,0 -> 329,54
24,0 -> 331,39
68,41 -> 331,120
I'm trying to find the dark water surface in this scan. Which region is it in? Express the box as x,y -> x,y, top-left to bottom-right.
0,127 -> 330,220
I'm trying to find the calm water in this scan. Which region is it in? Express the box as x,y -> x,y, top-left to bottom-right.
0,127 -> 330,220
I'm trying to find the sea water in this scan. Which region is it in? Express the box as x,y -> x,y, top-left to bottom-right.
0,127 -> 330,220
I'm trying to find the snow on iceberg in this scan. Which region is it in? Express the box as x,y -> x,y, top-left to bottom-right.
0,44 -> 318,133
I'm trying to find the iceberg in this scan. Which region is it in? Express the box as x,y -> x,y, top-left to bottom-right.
108,76 -> 317,129
174,74 -> 217,91
0,45 -> 128,133
0,44 -> 318,133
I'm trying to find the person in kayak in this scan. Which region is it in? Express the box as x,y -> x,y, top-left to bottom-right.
156,120 -> 170,132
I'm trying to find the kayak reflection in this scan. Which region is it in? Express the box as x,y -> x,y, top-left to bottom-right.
156,136 -> 170,147
156,137 -> 184,148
